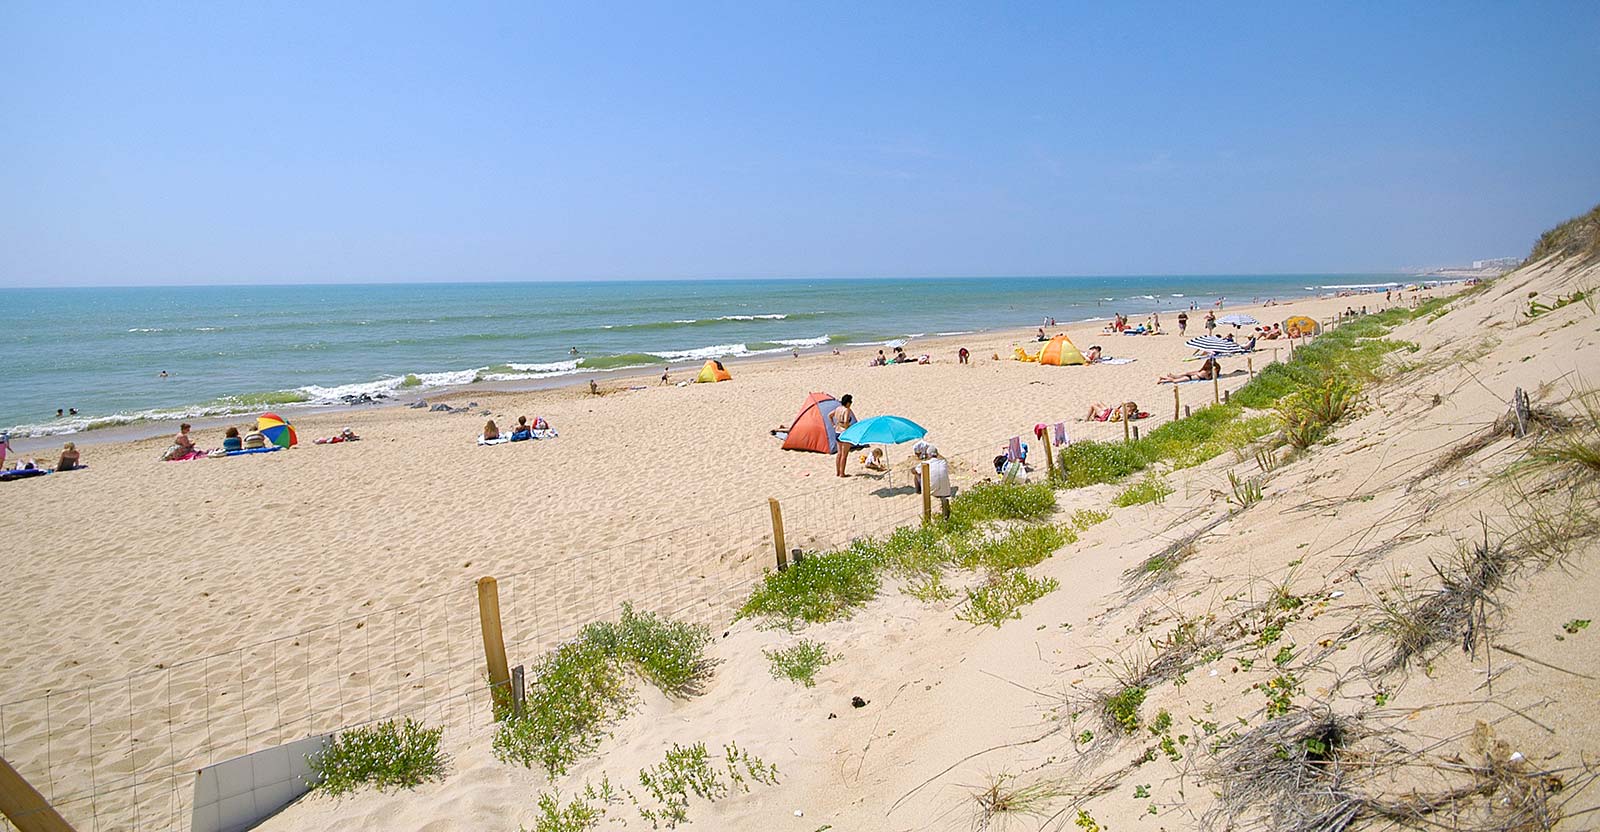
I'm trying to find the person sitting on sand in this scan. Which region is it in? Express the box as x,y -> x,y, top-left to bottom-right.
222,426 -> 243,453
1036,327 -> 1048,341
56,442 -> 81,471
958,347 -> 970,364
1085,345 -> 1103,363
861,446 -> 888,471
482,420 -> 500,441
164,423 -> 198,460
1242,335 -> 1258,352
1158,355 -> 1220,384
243,428 -> 267,449
510,416 -> 532,442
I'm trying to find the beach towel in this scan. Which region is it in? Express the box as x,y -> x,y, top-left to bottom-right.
478,435 -> 511,446
1007,436 -> 1024,463
223,446 -> 283,457
1098,357 -> 1137,365
1053,422 -> 1069,447
164,449 -> 208,462
530,428 -> 558,440
0,467 -> 50,481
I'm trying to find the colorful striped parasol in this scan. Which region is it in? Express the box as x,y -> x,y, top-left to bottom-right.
257,413 -> 298,448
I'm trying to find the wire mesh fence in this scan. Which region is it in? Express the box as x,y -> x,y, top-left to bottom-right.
0,349 -> 1285,831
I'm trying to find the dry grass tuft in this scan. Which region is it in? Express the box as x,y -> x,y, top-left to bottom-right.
1205,712 -> 1587,832
967,773 -> 1068,830
1366,524 -> 1512,675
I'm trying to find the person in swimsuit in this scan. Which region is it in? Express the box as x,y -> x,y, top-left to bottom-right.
56,442 -> 80,471
222,426 -> 243,452
832,394 -> 857,477
1158,355 -> 1220,384
482,420 -> 500,441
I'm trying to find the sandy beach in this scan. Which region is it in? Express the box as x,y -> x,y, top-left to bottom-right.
0,289 -> 1446,827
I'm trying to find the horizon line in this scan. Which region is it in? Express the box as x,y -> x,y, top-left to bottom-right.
0,270 -> 1424,290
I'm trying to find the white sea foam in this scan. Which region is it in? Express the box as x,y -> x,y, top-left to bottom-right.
772,336 -> 831,348
716,313 -> 787,321
935,330 -> 977,336
649,343 -> 753,361
127,328 -> 164,333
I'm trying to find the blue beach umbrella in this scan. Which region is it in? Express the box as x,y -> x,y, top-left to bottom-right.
838,415 -> 928,446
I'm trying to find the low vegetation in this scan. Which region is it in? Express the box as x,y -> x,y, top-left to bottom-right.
530,743 -> 778,832
1112,472 -> 1173,507
740,481 -> 1067,629
957,570 -> 1060,627
969,772 -> 1068,830
763,639 -> 838,687
309,717 -> 447,796
494,605 -> 713,777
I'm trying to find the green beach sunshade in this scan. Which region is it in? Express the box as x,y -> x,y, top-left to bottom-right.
838,415 -> 928,446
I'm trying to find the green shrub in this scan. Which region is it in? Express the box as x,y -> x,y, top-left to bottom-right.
739,546 -> 881,626
1056,440 -> 1148,487
956,571 -> 1060,627
580,604 -> 714,697
948,479 -> 1059,525
763,640 -> 839,687
1103,686 -> 1147,733
955,524 -> 1073,572
309,718 -> 446,796
494,606 -> 713,777
1113,473 -> 1174,507
1070,508 -> 1110,530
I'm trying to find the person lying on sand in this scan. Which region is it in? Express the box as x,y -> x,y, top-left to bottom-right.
1158,355 -> 1220,384
1084,401 -> 1140,422
1085,345 -> 1103,363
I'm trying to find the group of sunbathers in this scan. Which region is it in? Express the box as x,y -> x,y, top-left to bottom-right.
480,416 -> 554,443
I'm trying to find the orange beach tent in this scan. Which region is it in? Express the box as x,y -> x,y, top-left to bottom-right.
781,392 -> 843,454
696,360 -> 733,383
1038,334 -> 1087,366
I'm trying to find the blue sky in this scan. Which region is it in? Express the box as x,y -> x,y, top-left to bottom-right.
3,2 -> 1598,286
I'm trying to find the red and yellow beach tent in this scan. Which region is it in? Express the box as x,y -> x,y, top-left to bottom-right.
696,360 -> 733,383
781,392 -> 842,454
1038,334 -> 1087,366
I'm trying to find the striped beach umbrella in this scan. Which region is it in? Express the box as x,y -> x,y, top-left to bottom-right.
1184,335 -> 1246,355
257,413 -> 298,448
1218,313 -> 1259,327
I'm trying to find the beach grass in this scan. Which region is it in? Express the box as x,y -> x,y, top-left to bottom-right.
763,639 -> 838,687
1054,304 -> 1431,489
493,605 -> 713,777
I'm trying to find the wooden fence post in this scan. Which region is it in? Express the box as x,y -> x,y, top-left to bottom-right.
1173,385 -> 1180,421
1123,414 -> 1131,443
1248,357 -> 1254,378
920,463 -> 932,523
1224,389 -> 1230,403
768,498 -> 787,571
476,577 -> 512,719
1042,438 -> 1055,481
1184,405 -> 1192,418
1132,425 -> 1140,440
0,754 -> 76,832
1213,374 -> 1220,404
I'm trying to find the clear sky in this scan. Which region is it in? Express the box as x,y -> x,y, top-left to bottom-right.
3,2 -> 1598,286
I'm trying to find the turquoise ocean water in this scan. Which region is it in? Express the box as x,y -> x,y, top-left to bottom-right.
0,275 -> 1405,437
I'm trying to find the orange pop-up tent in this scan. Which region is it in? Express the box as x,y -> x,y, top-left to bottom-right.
781,392 -> 842,453
696,360 -> 733,382
1038,334 -> 1087,366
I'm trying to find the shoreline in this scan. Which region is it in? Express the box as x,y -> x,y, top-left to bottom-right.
2,287 -> 1420,455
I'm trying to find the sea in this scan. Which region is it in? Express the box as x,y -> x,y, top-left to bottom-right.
0,275 -> 1408,438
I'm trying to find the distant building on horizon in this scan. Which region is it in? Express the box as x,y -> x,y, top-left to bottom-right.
1472,257 -> 1520,270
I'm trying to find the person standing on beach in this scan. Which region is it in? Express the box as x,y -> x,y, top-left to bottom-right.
1177,311 -> 1188,335
660,367 -> 669,385
832,394 -> 857,477
1204,310 -> 1216,334
0,432 -> 10,469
